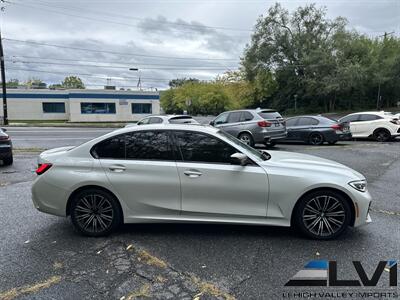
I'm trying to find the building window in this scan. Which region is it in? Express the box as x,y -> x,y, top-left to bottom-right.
132,103 -> 152,114
81,103 -> 116,114
42,102 -> 66,113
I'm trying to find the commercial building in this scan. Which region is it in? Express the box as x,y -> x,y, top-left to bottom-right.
0,89 -> 160,122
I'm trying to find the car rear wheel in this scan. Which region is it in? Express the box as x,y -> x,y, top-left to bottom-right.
238,132 -> 254,147
309,133 -> 324,145
2,156 -> 13,166
70,188 -> 122,237
373,129 -> 391,142
294,190 -> 351,240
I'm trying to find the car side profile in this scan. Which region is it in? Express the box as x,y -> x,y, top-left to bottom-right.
32,124 -> 371,240
0,128 -> 13,166
283,116 -> 352,145
125,115 -> 199,127
210,109 -> 287,147
339,112 -> 400,142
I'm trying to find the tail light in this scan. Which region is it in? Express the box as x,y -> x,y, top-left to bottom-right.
0,135 -> 9,141
258,120 -> 272,127
36,163 -> 52,175
331,124 -> 342,130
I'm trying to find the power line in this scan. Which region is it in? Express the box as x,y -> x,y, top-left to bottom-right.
6,67 -> 175,83
8,60 -> 237,70
11,55 -> 235,67
4,38 -> 239,61
21,0 -> 252,33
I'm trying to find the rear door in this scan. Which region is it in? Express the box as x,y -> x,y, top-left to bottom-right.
357,114 -> 383,136
94,130 -> 181,217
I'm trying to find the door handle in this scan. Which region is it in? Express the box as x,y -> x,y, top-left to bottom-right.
109,165 -> 126,172
184,170 -> 202,178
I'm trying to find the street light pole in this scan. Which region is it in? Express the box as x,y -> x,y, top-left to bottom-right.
129,68 -> 141,91
0,29 -> 7,125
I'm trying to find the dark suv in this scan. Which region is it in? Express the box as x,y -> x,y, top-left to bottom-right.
0,128 -> 13,166
210,109 -> 287,147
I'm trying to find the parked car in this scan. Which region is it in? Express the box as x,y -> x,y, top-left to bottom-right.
210,109 -> 287,147
125,115 -> 199,127
0,128 -> 13,166
32,124 -> 371,240
339,111 -> 400,142
283,115 -> 352,145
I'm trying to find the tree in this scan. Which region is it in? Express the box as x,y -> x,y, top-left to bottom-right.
6,79 -> 19,88
26,79 -> 47,89
169,78 -> 199,88
61,76 -> 85,89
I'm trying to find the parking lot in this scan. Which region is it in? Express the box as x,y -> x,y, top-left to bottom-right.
0,127 -> 399,299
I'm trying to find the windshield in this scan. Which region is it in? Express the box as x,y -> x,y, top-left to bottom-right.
217,130 -> 270,161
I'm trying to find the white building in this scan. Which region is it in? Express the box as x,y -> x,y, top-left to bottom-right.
0,89 -> 160,122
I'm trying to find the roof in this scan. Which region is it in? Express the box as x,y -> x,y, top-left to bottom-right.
113,123 -> 218,136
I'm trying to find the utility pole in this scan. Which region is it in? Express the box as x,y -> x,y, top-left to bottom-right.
0,29 -> 7,125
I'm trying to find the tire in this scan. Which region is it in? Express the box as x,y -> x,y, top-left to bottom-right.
265,140 -> 276,147
70,188 -> 122,237
373,129 -> 391,142
2,156 -> 13,166
294,190 -> 351,240
309,132 -> 324,145
238,132 -> 254,147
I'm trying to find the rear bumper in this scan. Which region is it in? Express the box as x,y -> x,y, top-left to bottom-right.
253,131 -> 287,143
0,143 -> 12,158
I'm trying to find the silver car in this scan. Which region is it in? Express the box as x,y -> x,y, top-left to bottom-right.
210,109 -> 287,146
125,115 -> 199,127
32,124 -> 371,240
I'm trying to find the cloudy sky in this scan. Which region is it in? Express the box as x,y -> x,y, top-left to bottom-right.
1,0 -> 399,90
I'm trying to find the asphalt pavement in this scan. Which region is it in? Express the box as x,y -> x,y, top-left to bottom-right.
0,128 -> 399,299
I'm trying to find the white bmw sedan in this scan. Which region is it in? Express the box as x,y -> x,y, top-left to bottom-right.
32,124 -> 371,240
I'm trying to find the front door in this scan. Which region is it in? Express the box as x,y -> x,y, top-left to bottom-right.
94,131 -> 181,217
172,130 -> 268,217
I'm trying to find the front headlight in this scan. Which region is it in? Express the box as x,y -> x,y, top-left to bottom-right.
349,180 -> 367,192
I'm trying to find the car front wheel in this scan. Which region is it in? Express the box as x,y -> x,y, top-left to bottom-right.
294,190 -> 351,240
70,188 -> 122,237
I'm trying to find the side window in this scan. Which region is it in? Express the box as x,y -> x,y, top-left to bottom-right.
310,118 -> 319,125
137,118 -> 150,125
286,118 -> 298,127
214,113 -> 228,125
93,135 -> 125,159
174,131 -> 237,164
149,117 -> 163,124
240,111 -> 254,122
341,115 -> 360,123
126,131 -> 173,160
227,112 -> 242,123
297,117 -> 313,126
359,114 -> 382,121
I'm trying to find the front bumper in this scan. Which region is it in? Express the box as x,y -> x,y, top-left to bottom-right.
351,189 -> 372,227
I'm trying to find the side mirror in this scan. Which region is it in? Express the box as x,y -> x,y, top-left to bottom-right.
230,153 -> 249,166
1,127 -> 6,132
209,120 -> 215,126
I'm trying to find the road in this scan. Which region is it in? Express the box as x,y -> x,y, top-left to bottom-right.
0,128 -> 399,299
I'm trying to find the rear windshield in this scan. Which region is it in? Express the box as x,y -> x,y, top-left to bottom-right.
169,116 -> 197,124
258,111 -> 282,120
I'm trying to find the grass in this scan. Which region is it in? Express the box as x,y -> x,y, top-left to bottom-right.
191,276 -> 236,300
124,283 -> 151,300
137,250 -> 167,269
0,276 -> 61,300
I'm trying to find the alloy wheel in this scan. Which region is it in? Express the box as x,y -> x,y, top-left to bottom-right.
302,195 -> 346,237
375,130 -> 390,142
74,193 -> 114,234
310,133 -> 323,145
239,134 -> 251,145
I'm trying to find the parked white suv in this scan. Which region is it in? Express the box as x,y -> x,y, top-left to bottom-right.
339,111 -> 400,142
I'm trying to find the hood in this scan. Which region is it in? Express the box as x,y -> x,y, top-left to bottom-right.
260,150 -> 364,180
